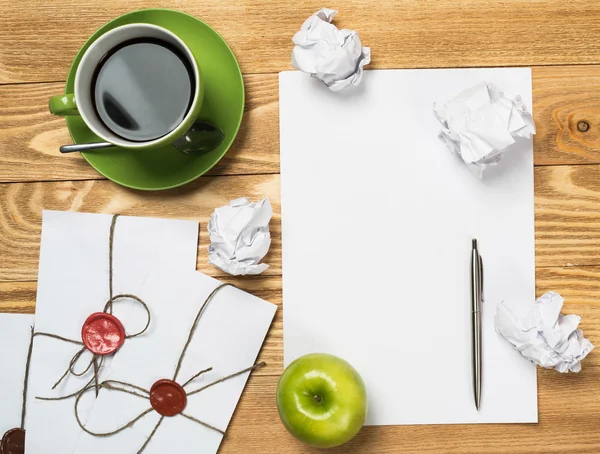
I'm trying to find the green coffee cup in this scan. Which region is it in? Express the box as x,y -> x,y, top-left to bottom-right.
49,23 -> 208,151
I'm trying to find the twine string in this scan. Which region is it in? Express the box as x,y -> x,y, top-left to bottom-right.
30,333 -> 89,392
108,214 -> 119,313
172,283 -> 233,382
180,413 -> 225,435
186,362 -> 266,397
102,294 -> 152,339
137,416 -> 164,454
34,214 -> 151,399
71,352 -> 95,377
92,356 -> 101,397
101,380 -> 150,399
75,284 -> 267,453
20,326 -> 35,429
37,376 -> 96,401
33,332 -> 83,346
181,367 -> 213,388
75,382 -> 154,437
36,352 -> 105,402
51,347 -> 90,390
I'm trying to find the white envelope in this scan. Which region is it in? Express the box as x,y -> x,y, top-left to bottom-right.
0,314 -> 35,438
26,211 -> 200,454
73,270 -> 277,453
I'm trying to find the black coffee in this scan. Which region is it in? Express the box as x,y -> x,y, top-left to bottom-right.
92,39 -> 195,142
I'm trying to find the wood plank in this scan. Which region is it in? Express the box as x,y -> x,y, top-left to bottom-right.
2,1 -> 600,83
533,66 -> 600,165
0,75 -> 279,182
535,164 -> 600,266
2,265 -> 597,378
3,67 -> 600,183
0,176 -> 281,281
0,277 -> 282,376
537,265 -> 600,304
3,2 -> 600,452
224,266 -> 600,452
2,274 -> 598,451
227,373 -> 600,454
222,369 -> 600,453
3,164 -> 600,279
0,281 -> 36,313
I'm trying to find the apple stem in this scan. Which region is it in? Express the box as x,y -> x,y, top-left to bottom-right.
313,394 -> 322,404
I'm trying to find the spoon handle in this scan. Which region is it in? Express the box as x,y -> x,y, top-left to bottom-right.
60,142 -> 115,153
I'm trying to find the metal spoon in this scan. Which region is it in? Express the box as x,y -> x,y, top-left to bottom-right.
59,121 -> 225,154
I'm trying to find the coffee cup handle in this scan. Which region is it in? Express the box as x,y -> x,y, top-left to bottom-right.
49,94 -> 79,116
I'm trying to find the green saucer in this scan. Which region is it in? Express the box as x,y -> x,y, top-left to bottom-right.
64,9 -> 244,190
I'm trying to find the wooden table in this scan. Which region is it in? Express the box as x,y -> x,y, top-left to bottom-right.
1,1 -> 600,452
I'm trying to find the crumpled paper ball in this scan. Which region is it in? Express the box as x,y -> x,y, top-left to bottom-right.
495,291 -> 594,373
292,8 -> 371,92
433,82 -> 536,177
208,198 -> 272,276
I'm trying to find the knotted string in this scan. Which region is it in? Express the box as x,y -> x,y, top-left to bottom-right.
0,325 -> 35,450
19,326 -> 35,429
185,362 -> 265,397
107,214 -> 118,314
74,283 -> 267,453
34,214 -> 151,400
172,283 -> 233,382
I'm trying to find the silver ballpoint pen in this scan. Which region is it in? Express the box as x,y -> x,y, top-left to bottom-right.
471,239 -> 484,411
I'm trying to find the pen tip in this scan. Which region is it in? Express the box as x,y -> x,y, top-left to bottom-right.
472,238 -> 477,248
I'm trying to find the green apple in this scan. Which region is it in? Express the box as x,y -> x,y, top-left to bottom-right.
276,353 -> 367,448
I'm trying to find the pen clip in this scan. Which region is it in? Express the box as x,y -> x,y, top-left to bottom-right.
478,254 -> 484,303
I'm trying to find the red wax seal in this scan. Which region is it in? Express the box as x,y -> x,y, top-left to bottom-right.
150,379 -> 187,417
81,312 -> 126,356
1,428 -> 25,454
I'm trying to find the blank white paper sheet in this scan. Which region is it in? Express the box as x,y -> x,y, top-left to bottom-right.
280,68 -> 538,425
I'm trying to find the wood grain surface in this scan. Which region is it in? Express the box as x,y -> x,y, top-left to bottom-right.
0,176 -> 281,281
3,67 -> 600,183
3,1 -> 600,83
0,75 -> 280,182
4,166 -> 600,280
1,1 -> 600,452
1,269 -> 598,453
223,368 -> 600,454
